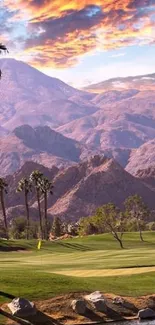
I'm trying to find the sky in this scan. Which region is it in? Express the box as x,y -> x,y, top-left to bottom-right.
0,0 -> 155,87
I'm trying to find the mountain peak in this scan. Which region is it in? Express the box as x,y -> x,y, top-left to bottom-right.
0,58 -> 96,132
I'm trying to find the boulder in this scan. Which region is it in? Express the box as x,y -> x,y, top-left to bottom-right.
92,299 -> 107,313
84,291 -> 107,313
113,296 -> 125,305
71,300 -> 86,315
8,297 -> 37,317
138,308 -> 155,319
85,291 -> 104,302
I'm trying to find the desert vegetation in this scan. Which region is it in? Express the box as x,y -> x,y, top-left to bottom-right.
79,195 -> 150,248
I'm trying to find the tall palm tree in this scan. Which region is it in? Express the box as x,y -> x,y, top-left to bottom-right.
0,178 -> 8,239
16,178 -> 32,240
40,177 -> 53,240
30,170 -> 43,239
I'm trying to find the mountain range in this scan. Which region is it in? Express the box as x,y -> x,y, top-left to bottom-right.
0,59 -> 155,222
3,156 -> 155,222
0,59 -> 155,176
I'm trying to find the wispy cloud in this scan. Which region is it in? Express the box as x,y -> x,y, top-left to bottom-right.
110,52 -> 127,58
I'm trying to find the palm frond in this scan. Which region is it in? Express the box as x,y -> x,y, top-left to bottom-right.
0,43 -> 9,53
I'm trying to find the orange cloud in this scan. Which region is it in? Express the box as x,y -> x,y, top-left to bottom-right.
5,0 -> 150,23
3,0 -> 155,68
22,29 -> 97,68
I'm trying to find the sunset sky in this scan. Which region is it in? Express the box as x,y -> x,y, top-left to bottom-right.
0,0 -> 155,87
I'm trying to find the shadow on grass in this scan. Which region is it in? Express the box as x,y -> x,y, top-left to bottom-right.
116,264 -> 155,269
0,246 -> 26,252
56,242 -> 92,251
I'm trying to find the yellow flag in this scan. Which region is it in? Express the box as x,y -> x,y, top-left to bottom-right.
37,240 -> 42,250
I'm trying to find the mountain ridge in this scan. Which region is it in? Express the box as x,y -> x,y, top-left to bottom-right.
83,72 -> 155,93
1,156 -> 155,222
0,124 -> 98,176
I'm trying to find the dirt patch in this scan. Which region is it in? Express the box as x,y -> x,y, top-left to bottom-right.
2,293 -> 155,325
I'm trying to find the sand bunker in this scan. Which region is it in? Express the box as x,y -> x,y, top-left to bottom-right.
50,266 -> 155,277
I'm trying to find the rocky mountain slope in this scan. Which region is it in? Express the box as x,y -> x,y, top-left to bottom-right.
57,90 -> 155,152
135,167 -> 155,192
126,140 -> 155,175
0,59 -> 96,131
2,156 -> 155,221
83,73 -> 155,93
0,125 -> 96,176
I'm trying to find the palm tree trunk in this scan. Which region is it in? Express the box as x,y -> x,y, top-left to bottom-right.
25,190 -> 30,240
0,190 -> 8,239
44,191 -> 48,240
37,189 -> 43,239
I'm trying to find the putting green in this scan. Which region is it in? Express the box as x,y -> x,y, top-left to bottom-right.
2,232 -> 155,299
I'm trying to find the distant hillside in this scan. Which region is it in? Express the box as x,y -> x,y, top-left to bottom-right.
57,89 -> 155,154
2,156 -> 155,222
0,125 -> 96,176
83,73 -> 155,93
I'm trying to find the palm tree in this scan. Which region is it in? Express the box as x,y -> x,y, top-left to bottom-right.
0,178 -> 8,239
40,177 -> 53,240
30,170 -> 43,239
16,178 -> 32,240
0,44 -> 8,53
0,43 -> 9,80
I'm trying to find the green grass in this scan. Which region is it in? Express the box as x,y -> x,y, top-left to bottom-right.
1,232 -> 155,304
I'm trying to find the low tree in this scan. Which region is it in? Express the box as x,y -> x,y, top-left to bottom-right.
124,195 -> 149,242
52,217 -> 61,237
30,170 -> 43,239
10,217 -> 27,239
40,177 -> 53,240
0,178 -> 8,239
16,177 -> 32,240
96,203 -> 126,248
79,217 -> 98,236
